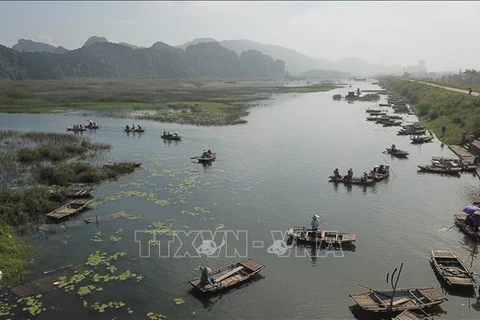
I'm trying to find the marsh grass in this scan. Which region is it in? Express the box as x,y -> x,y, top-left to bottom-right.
0,79 -> 338,125
382,77 -> 480,144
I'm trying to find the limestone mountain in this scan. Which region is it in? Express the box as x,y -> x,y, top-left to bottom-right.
12,39 -> 68,54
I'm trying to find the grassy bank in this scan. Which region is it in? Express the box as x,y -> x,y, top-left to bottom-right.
0,79 -> 339,125
0,131 -> 138,281
381,77 -> 480,144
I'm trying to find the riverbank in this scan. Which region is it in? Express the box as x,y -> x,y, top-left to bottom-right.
0,131 -> 138,284
379,77 -> 480,145
0,79 -> 340,126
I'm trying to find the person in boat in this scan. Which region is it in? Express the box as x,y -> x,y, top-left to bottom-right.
310,214 -> 320,238
132,124 -> 135,130
207,149 -> 212,156
137,125 -> 142,130
168,131 -> 172,137
361,171 -> 368,182
333,168 -> 341,179
93,122 -> 96,127
378,164 -> 385,174
391,144 -> 396,151
201,149 -> 208,159
79,124 -> 83,130
200,267 -> 215,286
126,125 -> 130,131
174,131 -> 179,137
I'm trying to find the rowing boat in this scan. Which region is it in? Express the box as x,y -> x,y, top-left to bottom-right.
328,176 -> 375,185
66,127 -> 86,132
417,165 -> 461,175
104,161 -> 142,168
454,214 -> 480,242
286,227 -> 357,247
46,198 -> 91,221
198,153 -> 216,163
386,148 -> 409,157
187,258 -> 265,294
161,134 -> 181,141
349,287 -> 447,313
430,250 -> 475,289
411,136 -> 433,144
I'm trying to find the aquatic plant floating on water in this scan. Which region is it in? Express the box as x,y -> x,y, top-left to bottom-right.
147,312 -> 167,320
173,297 -> 185,305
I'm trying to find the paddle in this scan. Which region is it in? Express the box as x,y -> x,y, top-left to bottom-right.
190,156 -> 199,159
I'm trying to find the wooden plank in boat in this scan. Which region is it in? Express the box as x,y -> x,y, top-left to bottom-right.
239,258 -> 263,272
393,310 -> 422,320
417,287 -> 444,302
214,266 -> 244,283
431,250 -> 456,259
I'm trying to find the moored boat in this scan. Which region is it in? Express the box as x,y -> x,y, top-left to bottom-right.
392,310 -> 423,320
65,185 -> 93,198
187,258 -> 265,294
349,287 -> 448,313
417,164 -> 461,175
46,198 -> 92,221
286,226 -> 357,247
411,135 -> 434,144
430,250 -> 475,290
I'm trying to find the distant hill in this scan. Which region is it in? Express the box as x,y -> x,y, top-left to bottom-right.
300,69 -> 350,79
0,40 -> 285,80
83,36 -> 108,47
119,42 -> 141,49
177,37 -> 217,51
12,39 -> 68,54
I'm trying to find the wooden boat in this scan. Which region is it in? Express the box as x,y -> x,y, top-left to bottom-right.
124,128 -> 145,133
161,134 -> 181,141
417,164 -> 461,174
85,125 -> 99,129
392,310 -> 423,320
430,250 -> 475,289
369,172 -> 390,181
329,176 -> 375,185
104,161 -> 142,168
286,227 -> 356,247
349,287 -> 447,313
64,185 -> 93,198
198,153 -> 216,163
187,258 -> 265,294
386,148 -> 409,157
379,103 -> 392,107
382,121 -> 402,127
46,198 -> 92,221
397,129 -> 426,136
454,214 -> 480,241
411,136 -> 433,144
431,157 -> 476,172
66,127 -> 86,132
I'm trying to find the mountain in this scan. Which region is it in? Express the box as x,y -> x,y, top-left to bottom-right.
216,39 -> 402,76
83,36 -> 109,47
177,37 -> 217,51
0,41 -> 285,80
12,39 -> 68,54
119,42 -> 141,49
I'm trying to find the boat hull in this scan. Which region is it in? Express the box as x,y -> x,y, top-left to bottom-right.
430,250 -> 475,290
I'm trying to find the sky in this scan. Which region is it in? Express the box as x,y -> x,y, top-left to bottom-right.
0,1 -> 479,72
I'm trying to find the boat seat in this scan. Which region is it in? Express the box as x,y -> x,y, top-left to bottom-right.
214,266 -> 244,283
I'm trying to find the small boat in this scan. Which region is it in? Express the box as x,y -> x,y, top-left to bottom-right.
64,185 -> 93,198
430,157 -> 476,172
386,148 -> 409,157
46,198 -> 92,221
382,121 -> 402,127
187,258 -> 265,294
124,128 -> 145,133
379,103 -> 392,107
198,153 -> 216,163
349,287 -> 448,313
286,227 -> 357,247
430,250 -> 475,289
161,134 -> 181,141
454,214 -> 480,242
411,136 -> 433,144
397,129 -> 426,136
104,161 -> 142,168
328,176 -> 375,185
85,125 -> 99,130
66,127 -> 86,132
417,164 -> 461,175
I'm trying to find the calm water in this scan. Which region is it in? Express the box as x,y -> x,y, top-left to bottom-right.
1,81 -> 479,320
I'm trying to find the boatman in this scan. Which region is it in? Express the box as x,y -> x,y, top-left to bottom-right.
333,168 -> 341,179
391,144 -> 396,151
310,214 -> 320,238
200,267 -> 215,286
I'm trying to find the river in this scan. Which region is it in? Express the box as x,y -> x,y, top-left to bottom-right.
0,80 -> 479,319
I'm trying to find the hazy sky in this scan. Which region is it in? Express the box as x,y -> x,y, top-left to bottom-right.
0,1 -> 478,71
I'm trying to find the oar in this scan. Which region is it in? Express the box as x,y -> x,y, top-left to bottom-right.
357,284 -> 393,299
190,156 -> 199,159
445,224 -> 456,231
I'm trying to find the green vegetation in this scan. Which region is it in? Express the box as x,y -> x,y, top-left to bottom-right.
381,77 -> 480,144
417,69 -> 480,93
0,131 -> 139,283
0,79 -> 339,125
